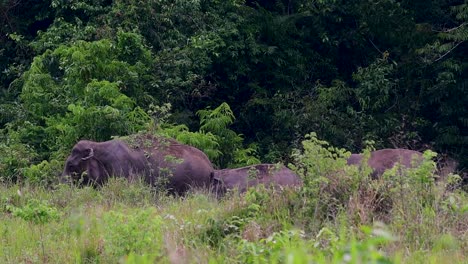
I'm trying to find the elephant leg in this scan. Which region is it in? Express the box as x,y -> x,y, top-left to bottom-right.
87,159 -> 108,185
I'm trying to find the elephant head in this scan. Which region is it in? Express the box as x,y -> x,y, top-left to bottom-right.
61,140 -> 107,185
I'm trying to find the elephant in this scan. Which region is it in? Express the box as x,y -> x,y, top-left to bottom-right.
61,135 -> 214,194
346,149 -> 424,178
212,164 -> 302,197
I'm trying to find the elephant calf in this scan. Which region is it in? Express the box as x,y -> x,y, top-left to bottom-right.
212,164 -> 302,196
62,135 -> 214,194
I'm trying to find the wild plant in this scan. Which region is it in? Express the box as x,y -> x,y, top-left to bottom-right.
7,198 -> 60,262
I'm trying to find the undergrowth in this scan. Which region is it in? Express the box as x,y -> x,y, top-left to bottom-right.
0,134 -> 466,263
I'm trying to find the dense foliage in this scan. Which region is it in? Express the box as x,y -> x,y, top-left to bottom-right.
1,0 -> 467,179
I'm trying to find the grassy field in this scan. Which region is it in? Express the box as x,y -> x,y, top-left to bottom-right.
1,138 -> 467,263
0,174 -> 466,264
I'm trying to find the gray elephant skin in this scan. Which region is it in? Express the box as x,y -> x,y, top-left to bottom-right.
212,164 -> 302,196
62,135 -> 214,194
347,149 -> 424,178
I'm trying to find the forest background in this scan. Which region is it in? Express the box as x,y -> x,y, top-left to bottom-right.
0,1 -> 467,263
0,0 -> 467,181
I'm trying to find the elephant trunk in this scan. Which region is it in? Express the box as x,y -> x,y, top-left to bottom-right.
60,168 -> 72,184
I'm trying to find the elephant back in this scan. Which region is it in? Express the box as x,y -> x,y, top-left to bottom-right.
122,133 -> 214,194
213,164 -> 302,196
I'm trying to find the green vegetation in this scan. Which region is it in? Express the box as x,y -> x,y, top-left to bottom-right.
0,0 -> 467,263
1,138 -> 466,263
2,0 -> 468,169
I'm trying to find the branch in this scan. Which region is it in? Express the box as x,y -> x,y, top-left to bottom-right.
1,0 -> 23,32
368,38 -> 384,55
367,37 -> 397,64
433,41 -> 465,62
432,22 -> 467,33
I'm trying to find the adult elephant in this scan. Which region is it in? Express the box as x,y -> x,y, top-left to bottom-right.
346,149 -> 424,178
61,134 -> 214,194
212,164 -> 302,197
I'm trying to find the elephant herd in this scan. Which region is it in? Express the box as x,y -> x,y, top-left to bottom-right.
61,135 -> 453,196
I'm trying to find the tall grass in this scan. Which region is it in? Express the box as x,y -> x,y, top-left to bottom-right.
0,136 -> 466,263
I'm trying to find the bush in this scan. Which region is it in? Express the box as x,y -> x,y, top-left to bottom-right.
290,132 -> 371,225
235,223 -> 394,264
289,133 -> 452,228
0,132 -> 38,183
23,159 -> 62,186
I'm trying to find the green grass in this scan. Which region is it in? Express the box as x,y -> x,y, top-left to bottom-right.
1,137 -> 467,263
0,176 -> 466,264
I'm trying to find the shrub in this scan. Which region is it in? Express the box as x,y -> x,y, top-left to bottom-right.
23,159 -> 62,186
0,131 -> 38,183
235,222 -> 394,264
290,132 -> 369,226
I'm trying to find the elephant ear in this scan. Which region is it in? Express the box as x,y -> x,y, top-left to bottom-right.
82,148 -> 94,161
